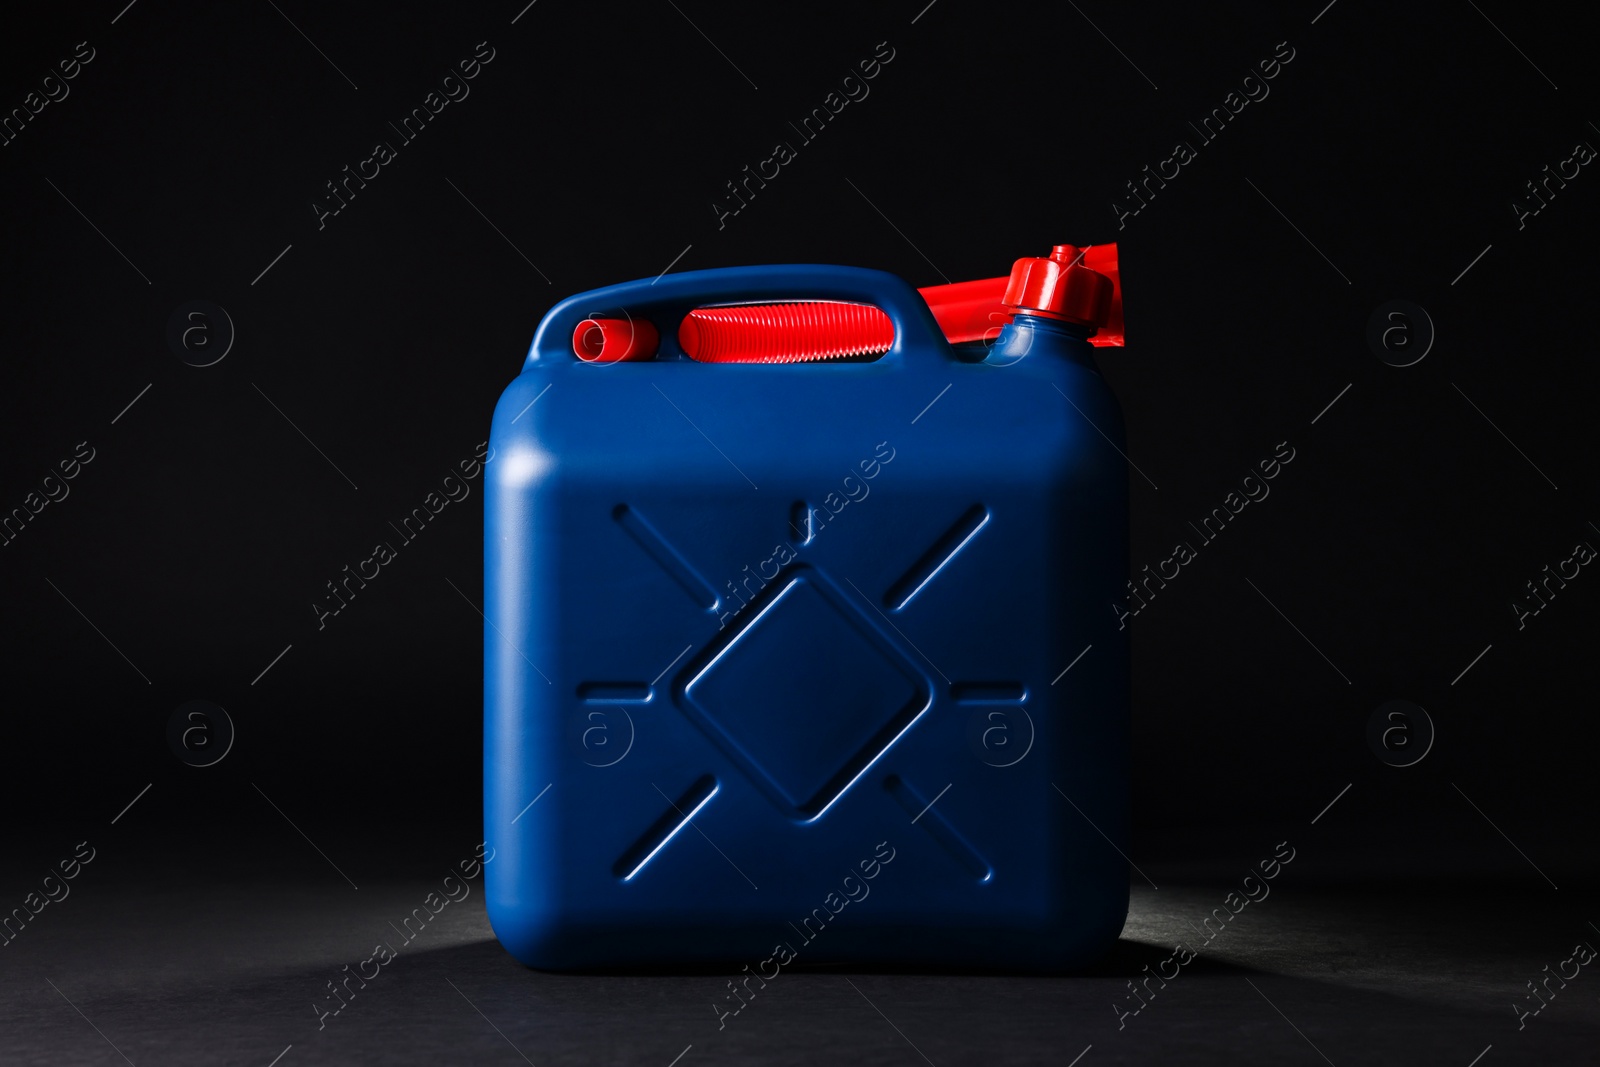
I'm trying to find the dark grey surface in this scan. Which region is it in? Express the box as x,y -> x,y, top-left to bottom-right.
5,823 -> 1595,1066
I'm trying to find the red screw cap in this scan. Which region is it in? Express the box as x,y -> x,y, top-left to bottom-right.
1001,245 -> 1114,330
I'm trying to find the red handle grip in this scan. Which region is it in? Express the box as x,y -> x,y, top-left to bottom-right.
675,244 -> 1122,363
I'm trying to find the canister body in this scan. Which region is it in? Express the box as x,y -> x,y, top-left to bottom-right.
485,266 -> 1129,971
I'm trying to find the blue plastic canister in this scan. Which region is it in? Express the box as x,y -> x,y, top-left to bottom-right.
484,262 -> 1129,971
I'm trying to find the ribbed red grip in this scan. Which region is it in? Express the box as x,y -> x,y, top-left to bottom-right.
679,302 -> 894,363
675,244 -> 1122,363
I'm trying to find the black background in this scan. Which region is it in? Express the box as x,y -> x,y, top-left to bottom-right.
2,0 -> 1597,1062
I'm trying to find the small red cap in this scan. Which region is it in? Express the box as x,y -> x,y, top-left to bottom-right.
1001,245 -> 1114,330
573,317 -> 659,362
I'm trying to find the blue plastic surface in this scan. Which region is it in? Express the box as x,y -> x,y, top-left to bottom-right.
485,264 -> 1130,972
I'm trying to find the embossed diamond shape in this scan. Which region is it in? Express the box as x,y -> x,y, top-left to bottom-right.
679,567 -> 930,819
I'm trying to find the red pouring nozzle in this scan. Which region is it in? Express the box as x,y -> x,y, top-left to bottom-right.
674,244 -> 1122,363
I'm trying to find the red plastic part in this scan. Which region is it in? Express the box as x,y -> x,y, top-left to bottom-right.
1002,244 -> 1114,329
1083,244 -> 1124,347
573,317 -> 659,362
679,302 -> 892,363
919,246 -> 1123,346
918,276 -> 1013,347
675,244 -> 1123,364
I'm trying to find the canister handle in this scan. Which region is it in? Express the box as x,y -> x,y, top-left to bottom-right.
524,264 -> 953,369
